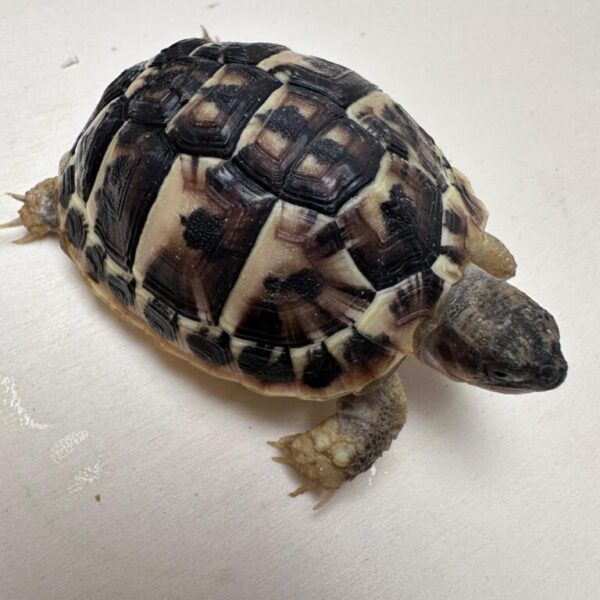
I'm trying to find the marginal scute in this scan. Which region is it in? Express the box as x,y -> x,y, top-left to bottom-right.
355,270 -> 445,354
237,343 -> 295,383
85,244 -> 107,283
221,42 -> 290,65
59,164 -> 75,209
343,328 -> 390,364
107,274 -> 136,307
302,342 -> 343,389
149,38 -> 210,67
258,51 -> 376,107
65,208 -> 87,250
144,297 -> 179,341
348,90 -> 446,189
187,327 -> 232,366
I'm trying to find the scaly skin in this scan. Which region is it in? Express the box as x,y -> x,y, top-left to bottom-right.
270,373 -> 407,508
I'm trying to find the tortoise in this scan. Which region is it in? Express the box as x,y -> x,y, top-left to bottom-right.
2,37 -> 567,507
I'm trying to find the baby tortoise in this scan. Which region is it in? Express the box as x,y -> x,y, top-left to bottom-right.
2,38 -> 567,507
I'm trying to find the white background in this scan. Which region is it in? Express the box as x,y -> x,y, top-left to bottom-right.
1,1 -> 598,598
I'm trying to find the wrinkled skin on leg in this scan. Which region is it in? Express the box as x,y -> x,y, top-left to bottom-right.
270,373 -> 407,508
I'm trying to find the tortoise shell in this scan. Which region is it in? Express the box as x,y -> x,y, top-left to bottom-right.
56,38 -> 487,400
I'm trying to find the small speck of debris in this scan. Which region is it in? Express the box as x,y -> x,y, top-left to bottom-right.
206,2 -> 220,7
94,494 -> 101,502
359,32 -> 366,37
110,46 -> 117,52
61,56 -> 79,69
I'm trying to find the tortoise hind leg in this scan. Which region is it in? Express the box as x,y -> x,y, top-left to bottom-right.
1,177 -> 59,243
467,231 -> 517,280
269,372 -> 407,509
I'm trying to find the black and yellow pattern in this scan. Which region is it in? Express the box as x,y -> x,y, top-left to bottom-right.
56,38 -> 487,399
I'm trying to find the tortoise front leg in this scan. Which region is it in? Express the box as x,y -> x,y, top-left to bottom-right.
467,231 -> 517,280
269,373 -> 407,508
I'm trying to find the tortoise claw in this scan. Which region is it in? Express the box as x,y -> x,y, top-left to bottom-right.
0,217 -> 23,229
289,482 -> 317,498
6,192 -> 26,202
312,489 -> 335,510
12,231 -> 40,244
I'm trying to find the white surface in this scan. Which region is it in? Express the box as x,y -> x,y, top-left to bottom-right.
1,1 -> 599,598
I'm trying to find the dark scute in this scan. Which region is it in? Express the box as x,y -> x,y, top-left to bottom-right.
206,160 -> 277,208
336,285 -> 376,303
65,208 -> 87,250
107,274 -> 136,307
343,330 -> 390,364
422,271 -> 444,307
235,300 -> 283,345
208,84 -> 246,110
390,270 -> 444,318
309,137 -> 347,166
143,298 -> 178,341
382,104 -> 420,147
187,330 -> 232,366
381,186 -> 418,235
262,105 -> 309,139
444,209 -> 466,235
94,62 -> 146,116
281,118 -> 383,216
191,43 -> 223,62
303,343 -> 343,388
348,242 -> 436,291
94,123 -> 176,269
76,96 -> 128,202
181,208 -> 223,255
270,59 -> 376,108
356,110 -> 410,160
314,222 -> 345,257
168,58 -> 220,101
440,244 -> 464,265
263,269 -> 323,302
128,62 -> 195,126
59,164 -> 75,208
345,172 -> 443,290
167,65 -> 280,158
222,42 -> 289,65
96,155 -> 136,220
149,38 -> 209,67
85,244 -> 106,283
286,269 -> 323,301
237,345 -> 295,383
143,250 -> 199,320
198,162 -> 276,323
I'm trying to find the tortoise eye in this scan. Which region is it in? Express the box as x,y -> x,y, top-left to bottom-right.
492,369 -> 509,380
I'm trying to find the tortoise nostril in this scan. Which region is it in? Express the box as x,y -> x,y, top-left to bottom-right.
540,361 -> 568,389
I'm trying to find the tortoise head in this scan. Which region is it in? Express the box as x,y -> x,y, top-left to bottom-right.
416,266 -> 567,393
